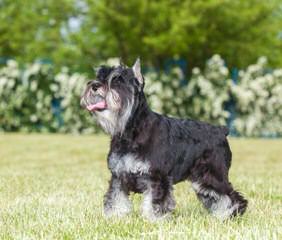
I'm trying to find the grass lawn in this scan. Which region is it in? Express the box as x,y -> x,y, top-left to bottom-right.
0,134 -> 281,239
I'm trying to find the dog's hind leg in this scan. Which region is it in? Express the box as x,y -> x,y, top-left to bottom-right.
190,150 -> 247,220
141,173 -> 176,221
104,175 -> 132,218
191,181 -> 247,220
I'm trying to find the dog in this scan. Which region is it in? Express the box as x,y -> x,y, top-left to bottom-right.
80,59 -> 248,221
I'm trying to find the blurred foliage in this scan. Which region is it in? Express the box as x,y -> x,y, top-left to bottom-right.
231,57 -> 282,137
0,60 -> 95,133
0,0 -> 84,71
86,0 -> 282,69
0,0 -> 281,73
145,55 -> 231,126
145,55 -> 282,136
0,55 -> 281,136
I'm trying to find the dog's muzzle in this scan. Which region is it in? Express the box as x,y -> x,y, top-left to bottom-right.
81,91 -> 107,112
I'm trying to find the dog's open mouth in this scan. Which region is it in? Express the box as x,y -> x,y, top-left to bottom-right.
85,94 -> 107,112
86,100 -> 107,112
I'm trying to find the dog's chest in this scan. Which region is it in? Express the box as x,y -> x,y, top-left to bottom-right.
108,153 -> 150,175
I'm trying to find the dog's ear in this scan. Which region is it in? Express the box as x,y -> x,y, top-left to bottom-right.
132,58 -> 143,85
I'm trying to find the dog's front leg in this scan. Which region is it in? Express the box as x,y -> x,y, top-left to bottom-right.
103,175 -> 132,218
141,174 -> 175,221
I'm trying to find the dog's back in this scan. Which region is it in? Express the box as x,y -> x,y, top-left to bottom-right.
147,113 -> 232,180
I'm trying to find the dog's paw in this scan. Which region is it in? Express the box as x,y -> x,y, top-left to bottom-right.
104,200 -> 132,218
141,203 -> 173,222
104,206 -> 131,218
104,209 -> 130,218
103,189 -> 132,218
141,208 -> 172,222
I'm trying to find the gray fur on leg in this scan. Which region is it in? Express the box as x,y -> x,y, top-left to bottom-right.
141,178 -> 176,221
104,177 -> 132,218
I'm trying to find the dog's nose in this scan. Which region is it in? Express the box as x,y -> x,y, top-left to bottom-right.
89,80 -> 102,92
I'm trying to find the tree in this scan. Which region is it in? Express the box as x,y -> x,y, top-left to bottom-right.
0,0 -> 281,72
82,0 -> 282,69
0,0 -> 84,72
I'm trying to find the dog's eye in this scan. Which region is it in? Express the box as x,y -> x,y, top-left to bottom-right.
90,81 -> 102,91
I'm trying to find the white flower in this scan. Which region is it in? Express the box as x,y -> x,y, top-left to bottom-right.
30,81 -> 38,91
7,60 -> 18,68
29,63 -> 41,75
50,83 -> 59,92
192,67 -> 200,75
258,56 -> 267,66
273,69 -> 282,78
30,115 -> 38,122
105,58 -> 120,66
219,66 -> 228,76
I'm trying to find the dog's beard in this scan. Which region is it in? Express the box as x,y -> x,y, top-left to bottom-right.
94,89 -> 134,136
117,95 -> 134,134
94,109 -> 118,136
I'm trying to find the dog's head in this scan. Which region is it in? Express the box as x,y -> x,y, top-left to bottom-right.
80,59 -> 144,136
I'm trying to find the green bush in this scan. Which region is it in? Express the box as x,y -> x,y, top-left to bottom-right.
0,56 -> 281,136
145,55 -> 231,125
0,61 -> 95,133
231,57 -> 282,137
145,55 -> 282,136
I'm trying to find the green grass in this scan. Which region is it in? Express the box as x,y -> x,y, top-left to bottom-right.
0,134 -> 281,240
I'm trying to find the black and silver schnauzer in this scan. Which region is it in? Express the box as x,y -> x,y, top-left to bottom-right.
80,59 -> 247,221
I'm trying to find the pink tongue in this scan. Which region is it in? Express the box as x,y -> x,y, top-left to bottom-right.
86,101 -> 107,111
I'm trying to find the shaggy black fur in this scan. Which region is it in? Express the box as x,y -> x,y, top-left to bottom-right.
81,62 -> 248,220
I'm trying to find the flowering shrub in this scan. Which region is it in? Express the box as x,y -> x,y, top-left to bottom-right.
52,68 -> 96,134
0,60 -> 95,133
145,55 -> 282,136
0,56 -> 281,136
0,60 -> 56,132
184,55 -> 231,125
145,67 -> 185,116
231,57 -> 282,137
145,55 -> 231,126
